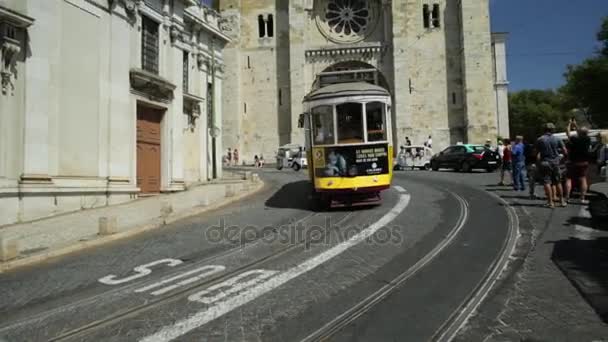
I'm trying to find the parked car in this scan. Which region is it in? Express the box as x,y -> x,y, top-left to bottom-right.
430,144 -> 500,172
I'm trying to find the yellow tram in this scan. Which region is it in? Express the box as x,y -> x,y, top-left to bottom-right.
299,82 -> 393,207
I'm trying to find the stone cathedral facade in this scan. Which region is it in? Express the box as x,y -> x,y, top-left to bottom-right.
219,0 -> 509,162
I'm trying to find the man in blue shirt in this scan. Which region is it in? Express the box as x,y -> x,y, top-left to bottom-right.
512,136 -> 527,191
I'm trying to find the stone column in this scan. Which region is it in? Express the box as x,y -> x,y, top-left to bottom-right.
108,5 -> 135,188
459,0 -> 498,144
492,33 -> 510,139
21,0 -> 55,184
214,68 -> 224,179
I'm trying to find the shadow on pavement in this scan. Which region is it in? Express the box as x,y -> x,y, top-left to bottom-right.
551,236 -> 608,323
265,180 -> 313,211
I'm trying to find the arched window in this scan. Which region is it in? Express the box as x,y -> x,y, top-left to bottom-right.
267,14 -> 274,38
258,15 -> 265,38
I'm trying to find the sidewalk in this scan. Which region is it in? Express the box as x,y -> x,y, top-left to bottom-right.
455,183 -> 608,341
0,171 -> 263,272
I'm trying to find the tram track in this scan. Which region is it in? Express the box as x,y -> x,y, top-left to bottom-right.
38,210 -> 358,342
299,190 -> 470,342
0,210 -> 319,334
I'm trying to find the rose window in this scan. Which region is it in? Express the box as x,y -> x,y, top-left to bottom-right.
315,0 -> 379,44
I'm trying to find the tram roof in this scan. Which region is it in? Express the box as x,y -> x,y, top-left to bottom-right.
303,82 -> 389,102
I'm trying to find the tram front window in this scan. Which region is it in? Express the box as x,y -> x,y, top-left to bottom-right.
312,105 -> 334,145
336,102 -> 364,144
366,102 -> 387,142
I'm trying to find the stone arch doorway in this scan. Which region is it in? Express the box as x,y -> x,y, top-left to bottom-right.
313,61 -> 390,91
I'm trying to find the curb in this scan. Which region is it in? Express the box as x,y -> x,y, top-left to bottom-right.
0,180 -> 265,274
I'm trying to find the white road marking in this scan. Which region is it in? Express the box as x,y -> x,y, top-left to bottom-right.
99,259 -> 183,285
574,206 -> 595,241
135,265 -> 226,296
139,193 -> 411,342
188,269 -> 279,305
393,185 -> 407,193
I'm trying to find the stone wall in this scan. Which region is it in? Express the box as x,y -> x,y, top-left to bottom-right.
0,0 -> 227,225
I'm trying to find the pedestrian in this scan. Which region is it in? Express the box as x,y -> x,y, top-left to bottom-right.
227,148 -> 232,166
233,148 -> 239,166
259,154 -> 265,168
525,142 -> 540,199
484,139 -> 492,149
254,155 -> 259,167
565,119 -> 591,204
512,136 -> 527,191
535,123 -> 567,208
405,137 -> 412,146
498,139 -> 512,186
425,135 -> 432,149
598,131 -> 608,174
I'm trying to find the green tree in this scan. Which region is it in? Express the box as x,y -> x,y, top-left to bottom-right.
561,16 -> 608,127
509,90 -> 570,142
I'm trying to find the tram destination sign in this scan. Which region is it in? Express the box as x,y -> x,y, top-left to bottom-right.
315,143 -> 389,178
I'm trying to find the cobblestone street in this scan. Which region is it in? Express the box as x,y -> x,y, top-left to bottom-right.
456,185 -> 608,342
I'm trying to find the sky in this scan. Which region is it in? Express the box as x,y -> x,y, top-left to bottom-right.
490,0 -> 608,91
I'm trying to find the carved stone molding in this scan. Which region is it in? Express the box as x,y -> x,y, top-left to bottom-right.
305,43 -> 388,64
197,53 -> 208,70
0,7 -> 34,95
130,68 -> 176,103
1,36 -> 19,94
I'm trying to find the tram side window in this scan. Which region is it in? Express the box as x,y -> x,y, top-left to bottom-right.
366,102 -> 386,142
312,105 -> 335,145
336,103 -> 364,144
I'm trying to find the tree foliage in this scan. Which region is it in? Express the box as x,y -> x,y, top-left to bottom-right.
560,16 -> 608,128
509,90 -> 570,142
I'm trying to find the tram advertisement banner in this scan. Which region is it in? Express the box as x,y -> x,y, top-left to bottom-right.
313,143 -> 390,178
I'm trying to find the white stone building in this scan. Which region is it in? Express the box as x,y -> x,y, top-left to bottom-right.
219,0 -> 509,163
0,0 -> 228,225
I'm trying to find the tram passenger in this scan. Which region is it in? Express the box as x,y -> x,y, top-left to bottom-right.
325,151 -> 347,176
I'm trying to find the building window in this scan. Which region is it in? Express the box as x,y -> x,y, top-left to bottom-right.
278,88 -> 282,106
422,4 -> 430,29
244,102 -> 247,113
247,56 -> 251,69
141,16 -> 159,74
258,15 -> 265,38
432,4 -> 441,28
207,82 -> 214,126
183,51 -> 189,93
452,92 -> 457,105
267,14 -> 274,38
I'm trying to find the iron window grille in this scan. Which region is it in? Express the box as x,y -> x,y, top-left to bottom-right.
141,16 -> 159,74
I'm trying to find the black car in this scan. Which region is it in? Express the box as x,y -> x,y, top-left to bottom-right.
430,144 -> 500,172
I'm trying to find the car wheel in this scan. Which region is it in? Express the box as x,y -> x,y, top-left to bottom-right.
292,163 -> 301,171
461,161 -> 472,173
276,163 -> 283,170
431,161 -> 439,171
424,164 -> 431,171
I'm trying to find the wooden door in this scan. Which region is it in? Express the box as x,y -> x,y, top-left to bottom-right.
137,106 -> 162,194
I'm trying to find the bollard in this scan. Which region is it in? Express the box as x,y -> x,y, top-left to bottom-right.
161,202 -> 173,217
244,171 -> 252,181
98,216 -> 118,236
225,185 -> 236,197
0,236 -> 19,262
